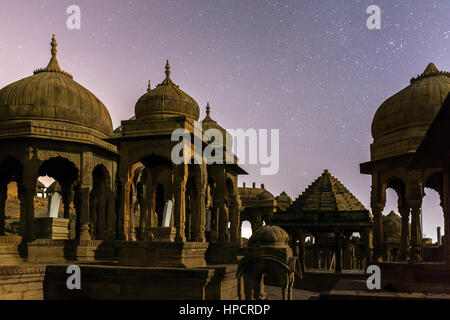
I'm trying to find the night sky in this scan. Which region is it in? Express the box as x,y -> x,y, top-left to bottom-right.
0,0 -> 449,241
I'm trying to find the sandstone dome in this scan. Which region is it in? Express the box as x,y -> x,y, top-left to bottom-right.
370,63 -> 450,161
135,60 -> 200,121
248,225 -> 289,246
0,35 -> 113,137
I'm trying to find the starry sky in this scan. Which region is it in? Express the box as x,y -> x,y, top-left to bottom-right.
0,0 -> 449,241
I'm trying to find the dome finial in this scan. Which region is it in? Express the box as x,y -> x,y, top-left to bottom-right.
33,34 -> 72,78
165,59 -> 171,78
51,34 -> 57,59
206,102 -> 211,116
147,80 -> 151,92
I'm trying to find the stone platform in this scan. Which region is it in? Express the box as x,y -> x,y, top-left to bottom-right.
0,264 -> 46,299
118,241 -> 209,268
44,263 -> 238,300
27,239 -> 117,263
379,262 -> 450,293
0,236 -> 24,265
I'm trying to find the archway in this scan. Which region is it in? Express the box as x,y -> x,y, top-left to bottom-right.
423,172 -> 444,246
0,157 -> 23,237
38,157 -> 79,239
90,164 -> 112,240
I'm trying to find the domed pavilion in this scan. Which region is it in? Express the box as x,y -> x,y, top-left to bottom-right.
0,35 -> 118,245
111,60 -> 246,267
360,63 -> 450,262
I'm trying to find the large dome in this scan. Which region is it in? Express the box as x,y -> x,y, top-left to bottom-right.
370,63 -> 450,161
135,60 -> 200,121
0,35 -> 113,137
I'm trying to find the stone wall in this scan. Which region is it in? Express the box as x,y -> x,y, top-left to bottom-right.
0,265 -> 46,300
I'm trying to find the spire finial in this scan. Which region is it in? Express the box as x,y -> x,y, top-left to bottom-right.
51,34 -> 57,59
165,59 -> 171,78
206,102 -> 211,116
147,80 -> 151,92
34,34 -> 73,78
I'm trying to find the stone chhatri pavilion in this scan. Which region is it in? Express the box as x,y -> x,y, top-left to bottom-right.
360,63 -> 450,263
0,35 -> 249,299
272,170 -> 372,273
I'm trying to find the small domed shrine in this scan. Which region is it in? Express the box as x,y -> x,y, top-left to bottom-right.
360,63 -> 450,263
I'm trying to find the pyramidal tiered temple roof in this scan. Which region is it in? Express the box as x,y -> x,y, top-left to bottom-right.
272,170 -> 371,231
292,169 -> 367,213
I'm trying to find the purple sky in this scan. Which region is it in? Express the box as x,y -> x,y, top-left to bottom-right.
0,0 -> 449,241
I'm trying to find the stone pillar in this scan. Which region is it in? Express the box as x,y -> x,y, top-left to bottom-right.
61,185 -> 75,239
210,206 -> 219,243
117,177 -> 128,241
216,191 -> 227,243
229,190 -> 240,246
371,201 -> 385,262
409,200 -> 423,262
79,186 -> 92,241
313,233 -> 320,269
398,205 -> 410,261
297,230 -> 306,272
443,167 -> 450,266
335,231 -> 343,273
106,191 -> 116,240
97,194 -> 106,240
193,169 -> 207,243
21,177 -> 36,242
173,164 -> 187,242
0,183 -> 6,236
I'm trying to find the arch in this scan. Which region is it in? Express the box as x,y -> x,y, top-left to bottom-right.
90,164 -> 112,240
241,220 -> 252,239
155,183 -> 165,227
38,156 -> 79,186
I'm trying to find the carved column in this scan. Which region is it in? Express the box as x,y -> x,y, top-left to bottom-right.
97,193 -> 106,240
335,230 -> 343,273
79,186 -> 92,240
216,191 -> 227,243
105,191 -> 116,240
117,177 -> 128,241
409,199 -> 423,262
371,200 -> 385,262
0,183 -> 6,236
210,206 -> 219,243
61,184 -> 75,239
21,163 -> 37,242
229,189 -> 239,246
193,165 -> 207,242
173,164 -> 187,242
313,232 -> 320,269
398,204 -> 410,261
443,166 -> 450,266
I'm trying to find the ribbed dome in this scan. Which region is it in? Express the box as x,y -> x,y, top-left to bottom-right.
370,63 -> 450,160
248,225 -> 289,246
135,60 -> 200,121
0,35 -> 113,137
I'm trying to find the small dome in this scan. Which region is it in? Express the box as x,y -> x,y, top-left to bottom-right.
383,211 -> 402,237
248,225 -> 289,246
276,191 -> 292,211
0,35 -> 113,137
371,63 -> 450,160
135,60 -> 200,121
